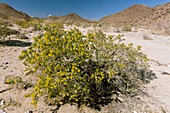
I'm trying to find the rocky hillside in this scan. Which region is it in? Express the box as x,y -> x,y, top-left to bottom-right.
99,2 -> 170,35
44,13 -> 92,24
136,2 -> 170,35
99,4 -> 155,26
154,2 -> 170,10
0,3 -> 30,20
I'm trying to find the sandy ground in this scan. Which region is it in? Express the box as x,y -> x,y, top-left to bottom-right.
109,31 -> 170,112
123,32 -> 170,106
0,27 -> 170,113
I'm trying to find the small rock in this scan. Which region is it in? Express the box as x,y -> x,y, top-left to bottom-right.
116,96 -> 125,102
115,93 -> 126,102
0,110 -> 6,113
4,62 -> 9,65
5,98 -> 12,103
25,111 -> 33,113
0,99 -> 5,106
112,94 -> 117,100
161,71 -> 170,75
17,34 -> 29,39
38,111 -> 44,113
162,63 -> 168,66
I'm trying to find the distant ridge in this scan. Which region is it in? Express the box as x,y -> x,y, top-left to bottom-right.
0,3 -> 30,20
99,4 -> 155,26
44,13 -> 92,24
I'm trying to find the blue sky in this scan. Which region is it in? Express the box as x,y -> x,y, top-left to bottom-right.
0,0 -> 169,20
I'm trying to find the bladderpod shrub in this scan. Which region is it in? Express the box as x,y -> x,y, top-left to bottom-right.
19,28 -> 149,110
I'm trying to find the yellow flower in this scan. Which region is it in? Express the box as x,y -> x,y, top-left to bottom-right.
48,54 -> 53,57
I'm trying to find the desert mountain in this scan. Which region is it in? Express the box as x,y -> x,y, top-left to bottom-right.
136,2 -> 170,33
0,3 -> 94,25
44,13 -> 92,24
99,4 -> 155,26
99,2 -> 170,35
0,3 -> 30,20
154,2 -> 170,10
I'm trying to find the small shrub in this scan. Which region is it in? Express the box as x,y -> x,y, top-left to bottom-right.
122,24 -> 132,32
43,22 -> 64,32
0,22 -> 10,41
15,19 -> 43,29
19,28 -> 149,109
4,75 -> 22,84
0,26 -> 10,36
33,20 -> 44,31
75,22 -> 81,27
15,20 -> 31,28
0,19 -> 12,26
65,22 -> 73,26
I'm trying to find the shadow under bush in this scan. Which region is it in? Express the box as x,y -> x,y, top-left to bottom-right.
18,27 -> 152,111
0,40 -> 32,47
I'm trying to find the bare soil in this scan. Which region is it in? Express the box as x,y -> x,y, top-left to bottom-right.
0,28 -> 170,113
